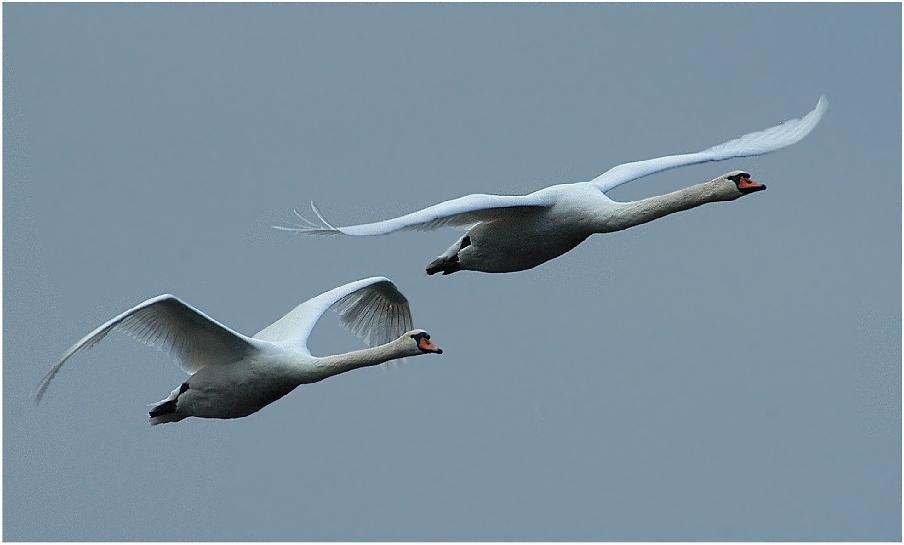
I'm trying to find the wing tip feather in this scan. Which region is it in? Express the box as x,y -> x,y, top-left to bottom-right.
271,201 -> 343,235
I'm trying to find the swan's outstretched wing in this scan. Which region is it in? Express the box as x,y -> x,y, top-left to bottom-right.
275,192 -> 556,236
589,96 -> 827,194
253,277 -> 414,354
36,295 -> 257,403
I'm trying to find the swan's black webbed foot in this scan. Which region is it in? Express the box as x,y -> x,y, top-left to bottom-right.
426,254 -> 461,275
149,382 -> 189,418
426,235 -> 470,275
149,399 -> 177,418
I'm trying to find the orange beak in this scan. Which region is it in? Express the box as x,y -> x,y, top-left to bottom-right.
737,176 -> 766,193
417,336 -> 443,354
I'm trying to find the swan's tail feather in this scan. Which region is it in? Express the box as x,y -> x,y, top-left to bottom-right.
272,201 -> 342,235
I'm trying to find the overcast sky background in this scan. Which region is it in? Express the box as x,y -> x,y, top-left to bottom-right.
4,3 -> 900,541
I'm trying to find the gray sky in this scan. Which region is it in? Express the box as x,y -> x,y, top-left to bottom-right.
4,3 -> 900,541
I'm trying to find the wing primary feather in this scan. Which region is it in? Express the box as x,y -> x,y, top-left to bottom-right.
330,281 -> 412,347
271,202 -> 340,234
36,295 -> 257,403
276,193 -> 555,237
310,201 -> 338,231
251,277 -> 412,353
290,208 -> 323,229
589,96 -> 827,193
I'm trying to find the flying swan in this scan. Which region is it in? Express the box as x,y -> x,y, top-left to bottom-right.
279,97 -> 827,274
35,277 -> 443,425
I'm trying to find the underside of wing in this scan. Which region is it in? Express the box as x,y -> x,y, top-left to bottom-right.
590,96 -> 828,194
276,192 -> 556,236
252,277 -> 413,354
36,295 -> 257,403
331,280 -> 413,347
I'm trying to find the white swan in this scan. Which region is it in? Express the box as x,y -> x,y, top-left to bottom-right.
279,97 -> 827,274
35,277 -> 443,425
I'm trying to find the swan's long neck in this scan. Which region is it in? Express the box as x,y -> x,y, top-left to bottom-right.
311,340 -> 406,380
604,179 -> 739,232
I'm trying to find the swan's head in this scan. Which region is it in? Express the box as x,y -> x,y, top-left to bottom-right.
722,170 -> 766,196
402,329 -> 443,355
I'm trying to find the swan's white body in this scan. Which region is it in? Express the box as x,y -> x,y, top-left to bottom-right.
281,97 -> 827,274
35,277 -> 442,425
